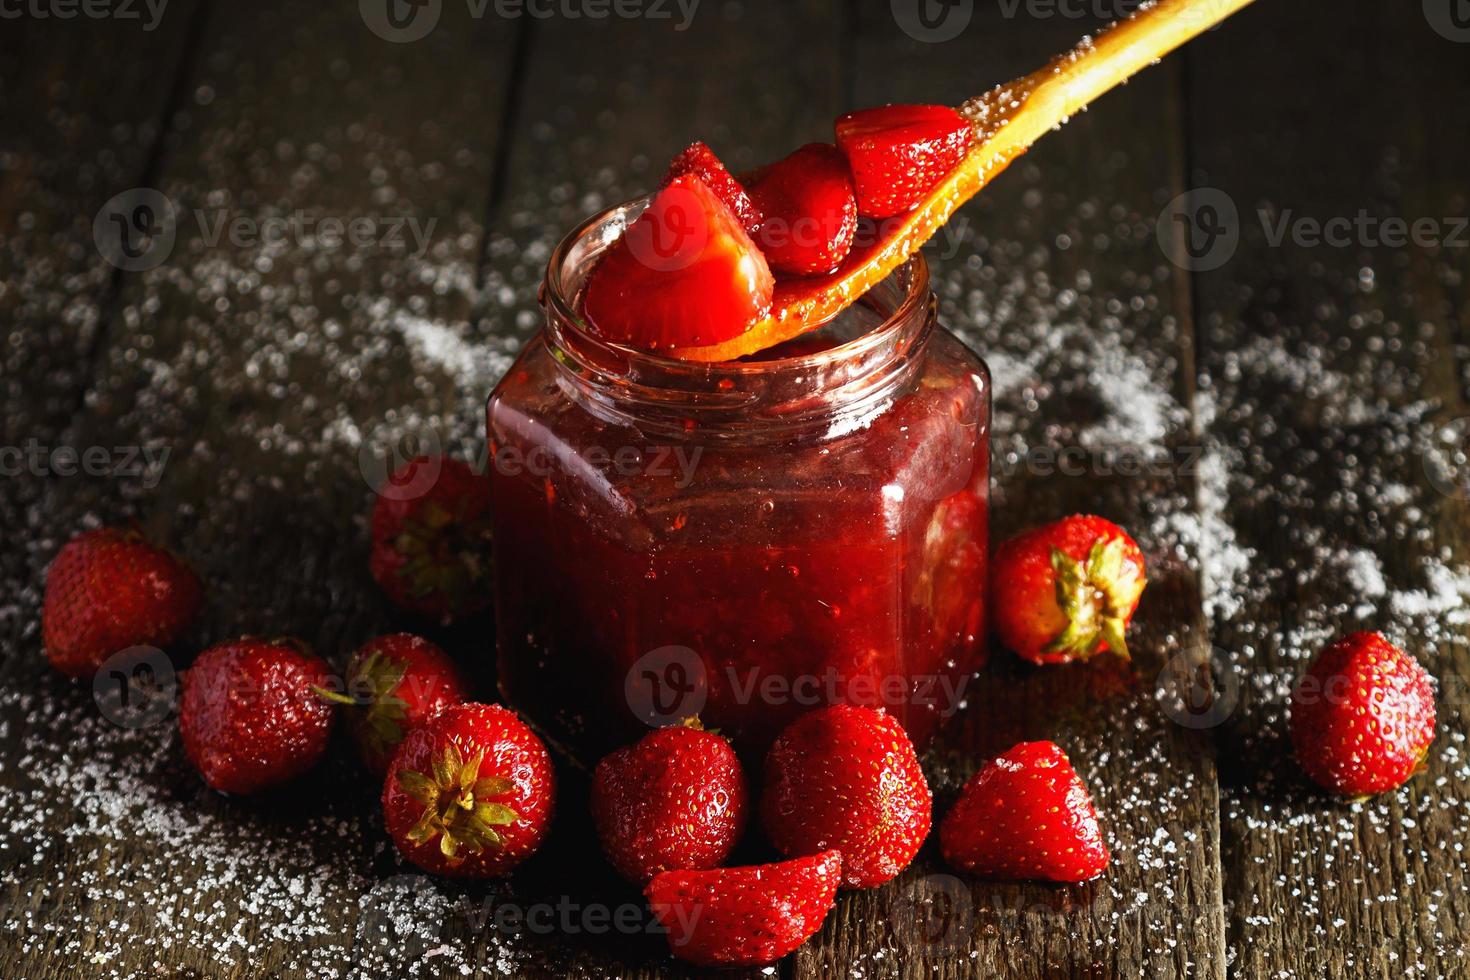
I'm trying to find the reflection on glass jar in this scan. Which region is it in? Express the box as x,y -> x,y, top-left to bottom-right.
487,201 -> 991,764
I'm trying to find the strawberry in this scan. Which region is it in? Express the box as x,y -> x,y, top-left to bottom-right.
744,142 -> 857,276
42,528 -> 203,679
382,702 -> 554,878
990,514 -> 1147,665
939,740 -> 1109,883
317,633 -> 470,775
834,104 -> 973,219
760,704 -> 930,889
1289,631 -> 1436,797
582,175 -> 774,350
591,718 -> 747,884
645,850 -> 841,967
369,455 -> 493,623
178,638 -> 335,795
663,141 -> 763,237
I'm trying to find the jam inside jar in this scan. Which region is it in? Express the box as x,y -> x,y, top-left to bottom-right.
487,202 -> 991,764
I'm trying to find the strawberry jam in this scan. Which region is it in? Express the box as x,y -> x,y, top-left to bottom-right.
487,201 -> 990,762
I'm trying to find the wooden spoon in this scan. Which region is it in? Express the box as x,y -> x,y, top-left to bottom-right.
669,0 -> 1259,362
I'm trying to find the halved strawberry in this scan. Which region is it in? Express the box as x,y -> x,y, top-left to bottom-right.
582,175 -> 774,350
645,850 -> 841,967
745,142 -> 857,277
663,141 -> 763,237
835,104 -> 973,219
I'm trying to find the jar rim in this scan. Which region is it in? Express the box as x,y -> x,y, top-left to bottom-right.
541,197 -> 933,378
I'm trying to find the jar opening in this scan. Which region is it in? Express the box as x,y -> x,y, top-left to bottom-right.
540,199 -> 935,434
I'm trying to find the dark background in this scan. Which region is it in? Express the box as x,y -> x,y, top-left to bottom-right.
3,0 -> 1470,977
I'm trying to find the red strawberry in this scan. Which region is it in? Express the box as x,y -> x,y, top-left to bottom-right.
178,638 -> 335,795
42,528 -> 202,678
940,740 -> 1110,883
582,175 -> 774,350
663,141 -> 763,236
1289,631 -> 1436,797
318,633 -> 470,775
591,718 -> 747,884
760,704 -> 930,888
369,455 -> 493,623
645,850 -> 841,967
382,702 -> 554,878
745,142 -> 857,276
990,514 -> 1147,665
834,104 -> 973,219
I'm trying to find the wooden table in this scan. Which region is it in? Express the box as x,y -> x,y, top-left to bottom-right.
3,1 -> 1468,976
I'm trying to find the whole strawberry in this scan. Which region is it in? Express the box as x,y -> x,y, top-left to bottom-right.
178,638 -> 335,795
591,719 -> 747,884
991,514 -> 1146,664
663,140 -> 764,237
645,850 -> 841,967
940,740 -> 1109,883
1289,631 -> 1436,797
369,455 -> 493,623
760,704 -> 930,889
319,633 -> 470,775
42,528 -> 202,678
382,702 -> 554,878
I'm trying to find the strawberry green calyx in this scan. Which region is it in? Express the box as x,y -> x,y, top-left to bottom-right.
1043,536 -> 1145,661
396,742 -> 519,862
394,501 -> 492,616
348,649 -> 411,759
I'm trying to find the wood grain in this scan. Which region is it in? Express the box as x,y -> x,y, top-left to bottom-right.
2,2 -> 522,976
1187,0 -> 1470,975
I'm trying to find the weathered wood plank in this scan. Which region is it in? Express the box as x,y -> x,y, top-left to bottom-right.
1,3 -> 523,977
0,7 -> 206,978
792,3 -> 1225,977
1187,0 -> 1470,975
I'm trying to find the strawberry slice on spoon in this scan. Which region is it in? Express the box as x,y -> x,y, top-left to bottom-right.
582,173 -> 774,350
745,142 -> 858,277
664,0 -> 1259,362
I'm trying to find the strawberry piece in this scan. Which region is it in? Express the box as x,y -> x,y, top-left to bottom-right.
645,850 -> 841,967
663,141 -> 763,236
42,528 -> 202,678
745,142 -> 858,276
582,175 -> 774,350
834,103 -> 973,219
1289,632 -> 1436,797
318,633 -> 471,775
940,740 -> 1110,883
990,514 -> 1147,665
382,702 -> 554,878
760,704 -> 930,889
369,455 -> 493,623
178,638 -> 335,795
591,719 -> 748,884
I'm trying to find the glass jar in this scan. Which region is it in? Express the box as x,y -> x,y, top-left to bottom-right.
487,202 -> 991,764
